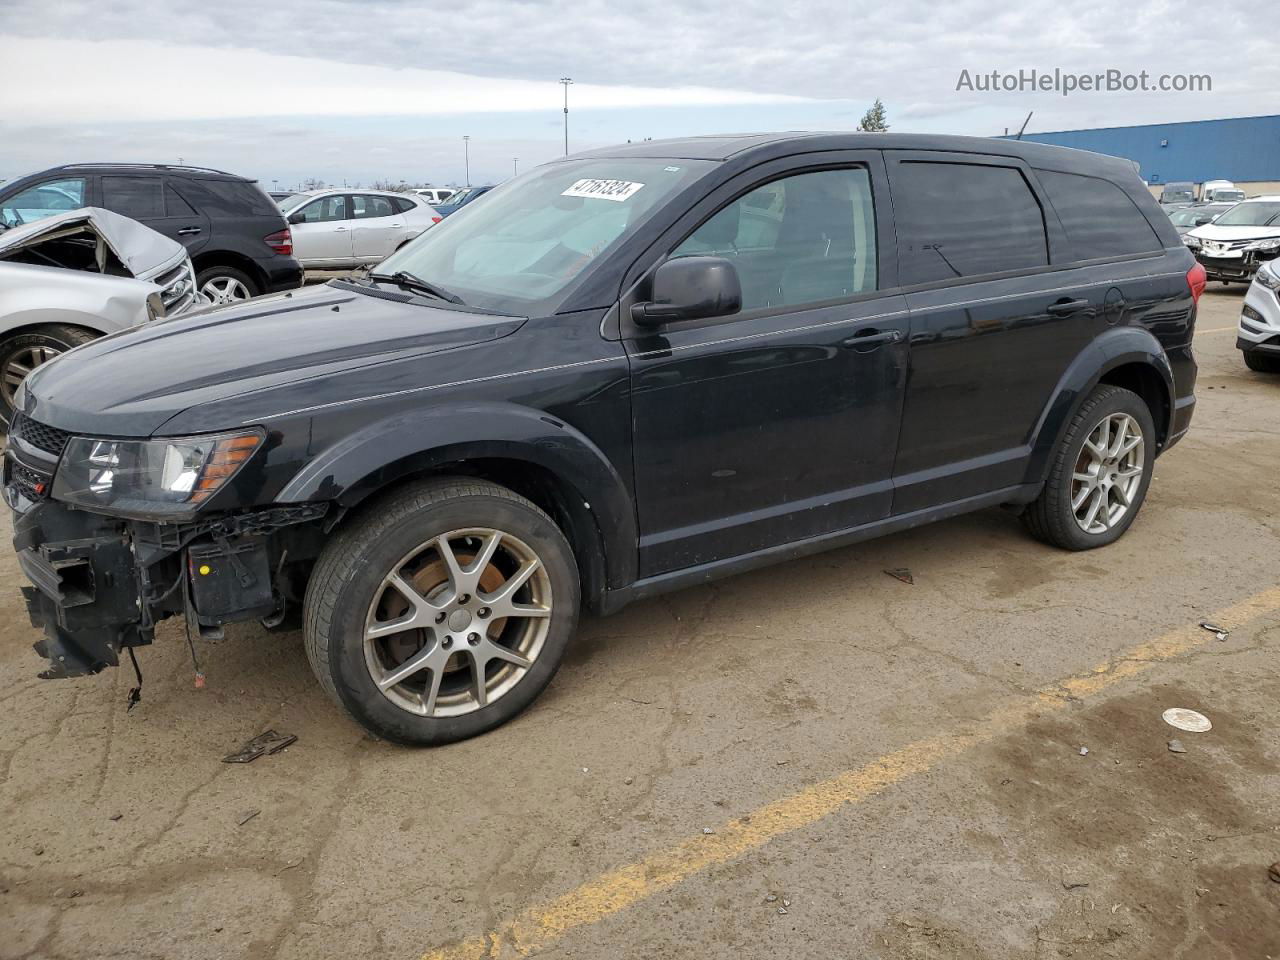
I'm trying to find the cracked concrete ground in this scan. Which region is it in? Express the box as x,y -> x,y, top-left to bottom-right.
1,288 -> 1278,960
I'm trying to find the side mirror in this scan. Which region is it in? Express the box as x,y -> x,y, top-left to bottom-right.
287,211 -> 305,225
1194,216 -> 1212,225
631,256 -> 742,326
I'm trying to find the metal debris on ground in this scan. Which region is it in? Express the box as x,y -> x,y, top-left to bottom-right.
624,777 -> 633,785
1268,862 -> 1280,883
1078,746 -> 1089,756
884,568 -> 914,585
1199,621 -> 1229,641
1163,708 -> 1212,733
1168,739 -> 1187,754
236,809 -> 261,826
765,894 -> 778,903
778,906 -> 789,915
221,730 -> 297,763
702,827 -> 714,835
108,813 -> 123,822
1062,879 -> 1090,890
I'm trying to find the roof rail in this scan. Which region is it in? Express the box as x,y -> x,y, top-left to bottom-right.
57,162 -> 243,177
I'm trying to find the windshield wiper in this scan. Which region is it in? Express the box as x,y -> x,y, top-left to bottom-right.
368,270 -> 465,305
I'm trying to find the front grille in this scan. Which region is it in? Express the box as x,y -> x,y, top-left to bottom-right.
154,258 -> 197,316
10,460 -> 51,501
10,413 -> 72,457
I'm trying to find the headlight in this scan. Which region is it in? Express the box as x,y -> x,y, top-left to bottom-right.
1183,235 -> 1201,250
1244,237 -> 1280,253
1256,261 -> 1280,290
52,429 -> 264,517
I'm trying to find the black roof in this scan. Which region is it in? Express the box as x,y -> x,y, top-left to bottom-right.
571,132 -> 1139,178
31,163 -> 253,182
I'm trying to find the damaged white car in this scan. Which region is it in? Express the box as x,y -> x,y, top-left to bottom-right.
0,207 -> 201,422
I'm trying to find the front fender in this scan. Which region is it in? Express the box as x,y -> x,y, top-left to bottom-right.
276,401 -> 637,588
1025,326 -> 1175,485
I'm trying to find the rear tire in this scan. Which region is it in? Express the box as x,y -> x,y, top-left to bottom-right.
304,478 -> 580,745
196,265 -> 258,304
0,325 -> 98,425
1243,350 -> 1280,373
1022,385 -> 1156,551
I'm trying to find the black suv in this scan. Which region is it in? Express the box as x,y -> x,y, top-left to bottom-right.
0,163 -> 302,304
5,134 -> 1200,745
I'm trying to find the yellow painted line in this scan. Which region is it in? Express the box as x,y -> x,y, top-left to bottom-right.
424,586 -> 1280,960
1197,325 -> 1240,334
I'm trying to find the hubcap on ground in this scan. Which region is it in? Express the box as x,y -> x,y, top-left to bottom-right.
2,344 -> 62,407
200,276 -> 252,304
1071,412 -> 1144,535
363,528 -> 552,718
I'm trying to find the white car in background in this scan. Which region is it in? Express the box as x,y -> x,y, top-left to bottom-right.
1238,258 -> 1280,373
0,206 -> 201,421
413,187 -> 457,206
279,189 -> 440,268
1184,195 -> 1280,284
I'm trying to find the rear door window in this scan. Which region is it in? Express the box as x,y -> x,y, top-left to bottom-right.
186,178 -> 277,217
892,160 -> 1048,285
101,176 -> 165,219
353,195 -> 396,218
1036,170 -> 1162,258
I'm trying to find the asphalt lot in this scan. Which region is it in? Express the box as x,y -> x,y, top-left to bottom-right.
2,286 -> 1278,960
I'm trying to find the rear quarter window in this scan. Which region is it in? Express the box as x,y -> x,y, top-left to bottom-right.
1036,170 -> 1162,259
183,178 -> 278,218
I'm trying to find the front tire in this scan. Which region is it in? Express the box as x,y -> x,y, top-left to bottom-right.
304,478 -> 580,745
0,325 -> 97,425
1022,385 -> 1156,550
1243,350 -> 1280,373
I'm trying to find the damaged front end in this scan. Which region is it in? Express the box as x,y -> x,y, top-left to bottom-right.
6,412 -> 327,679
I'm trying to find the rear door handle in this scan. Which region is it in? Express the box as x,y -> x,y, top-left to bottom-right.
842,328 -> 903,351
177,226 -> 201,236
1046,298 -> 1090,316
334,226 -> 347,232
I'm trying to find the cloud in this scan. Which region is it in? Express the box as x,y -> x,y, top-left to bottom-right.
0,36 -> 808,126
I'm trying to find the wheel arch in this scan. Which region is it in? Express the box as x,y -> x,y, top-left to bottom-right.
276,402 -> 637,606
192,249 -> 266,294
1025,327 -> 1176,486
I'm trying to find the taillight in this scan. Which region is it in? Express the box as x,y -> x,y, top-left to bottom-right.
1186,262 -> 1206,305
264,228 -> 293,256
431,216 -> 442,224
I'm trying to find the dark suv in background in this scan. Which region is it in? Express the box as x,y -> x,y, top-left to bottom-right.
0,164 -> 302,304
6,133 -> 1199,747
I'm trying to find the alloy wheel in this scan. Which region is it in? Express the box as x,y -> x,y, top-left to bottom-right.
363,528 -> 553,718
2,345 -> 62,408
199,276 -> 252,304
1070,412 -> 1145,535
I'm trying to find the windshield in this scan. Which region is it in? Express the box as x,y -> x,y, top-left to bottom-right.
1169,207 -> 1218,225
439,188 -> 477,207
1212,201 -> 1280,227
1162,189 -> 1194,202
1211,190 -> 1245,202
372,158 -> 715,314
279,193 -> 317,213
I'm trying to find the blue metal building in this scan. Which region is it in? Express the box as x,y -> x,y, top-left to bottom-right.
1007,114 -> 1280,184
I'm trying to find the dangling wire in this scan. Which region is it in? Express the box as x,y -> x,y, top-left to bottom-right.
126,646 -> 143,711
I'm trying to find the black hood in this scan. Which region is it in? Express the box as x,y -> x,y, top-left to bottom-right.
20,283 -> 525,436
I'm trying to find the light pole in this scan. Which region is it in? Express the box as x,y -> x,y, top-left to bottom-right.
559,77 -> 573,155
513,157 -> 519,177
463,135 -> 471,186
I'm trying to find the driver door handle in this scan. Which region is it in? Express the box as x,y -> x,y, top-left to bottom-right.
177,226 -> 201,236
1046,297 -> 1090,316
842,328 -> 904,351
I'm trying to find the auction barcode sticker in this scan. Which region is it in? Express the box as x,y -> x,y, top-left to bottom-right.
561,179 -> 645,202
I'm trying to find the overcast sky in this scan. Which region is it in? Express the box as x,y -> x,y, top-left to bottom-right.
2,0 -> 1275,188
